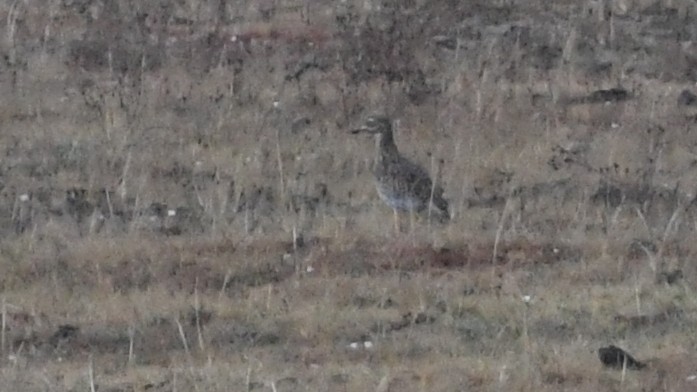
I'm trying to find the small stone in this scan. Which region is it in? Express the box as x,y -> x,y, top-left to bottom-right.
598,345 -> 646,370
678,90 -> 697,106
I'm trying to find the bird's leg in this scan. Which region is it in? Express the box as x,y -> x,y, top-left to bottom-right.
409,209 -> 416,236
393,208 -> 400,235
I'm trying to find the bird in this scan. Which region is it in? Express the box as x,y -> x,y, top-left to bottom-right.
351,115 -> 450,232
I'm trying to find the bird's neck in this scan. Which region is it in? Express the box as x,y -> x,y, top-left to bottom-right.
376,131 -> 399,164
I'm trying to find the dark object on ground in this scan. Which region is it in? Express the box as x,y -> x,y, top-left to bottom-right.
586,88 -> 631,103
432,35 -> 457,50
562,88 -> 632,105
656,269 -> 683,285
598,345 -> 646,370
52,324 -> 79,339
678,90 -> 697,106
49,324 -> 80,347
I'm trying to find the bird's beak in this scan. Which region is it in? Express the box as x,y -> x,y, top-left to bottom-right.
350,125 -> 375,134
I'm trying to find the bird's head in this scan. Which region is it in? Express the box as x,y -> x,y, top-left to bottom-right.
351,115 -> 392,135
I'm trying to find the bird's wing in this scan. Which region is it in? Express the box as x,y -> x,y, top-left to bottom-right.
396,157 -> 449,214
391,157 -> 441,195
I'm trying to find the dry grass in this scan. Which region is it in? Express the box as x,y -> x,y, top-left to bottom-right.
1,0 -> 697,390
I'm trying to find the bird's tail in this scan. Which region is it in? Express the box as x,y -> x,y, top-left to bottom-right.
431,194 -> 450,223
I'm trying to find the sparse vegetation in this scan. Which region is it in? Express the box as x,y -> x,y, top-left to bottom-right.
1,0 -> 697,391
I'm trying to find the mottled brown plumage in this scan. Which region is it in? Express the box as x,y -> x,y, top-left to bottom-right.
352,116 -> 450,223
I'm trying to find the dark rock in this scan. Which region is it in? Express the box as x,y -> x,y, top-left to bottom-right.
432,35 -> 457,50
49,324 -> 80,346
678,89 -> 697,106
656,269 -> 683,285
587,88 -> 631,103
598,345 -> 646,370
